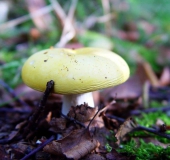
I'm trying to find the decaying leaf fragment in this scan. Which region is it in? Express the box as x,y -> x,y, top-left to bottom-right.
49,117 -> 67,132
43,128 -> 99,159
68,104 -> 98,123
115,117 -> 137,145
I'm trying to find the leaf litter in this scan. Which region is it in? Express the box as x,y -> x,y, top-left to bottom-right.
0,64 -> 170,159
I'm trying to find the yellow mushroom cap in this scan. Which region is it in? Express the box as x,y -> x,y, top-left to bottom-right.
22,48 -> 130,94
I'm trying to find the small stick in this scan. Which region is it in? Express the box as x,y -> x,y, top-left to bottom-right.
0,80 -> 54,144
61,113 -> 85,128
23,80 -> 54,138
0,5 -> 53,30
86,100 -> 116,130
107,115 -> 170,140
135,125 -> 170,139
130,105 -> 170,115
86,103 -> 105,130
21,135 -> 55,160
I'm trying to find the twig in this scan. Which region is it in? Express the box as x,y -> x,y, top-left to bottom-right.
61,113 -> 85,128
54,0 -> 78,47
21,135 -> 55,160
130,105 -> 170,115
86,103 -> 106,130
101,0 -> 112,36
135,125 -> 170,139
23,80 -> 54,138
0,5 -> 53,31
50,0 -> 66,26
107,115 -> 170,140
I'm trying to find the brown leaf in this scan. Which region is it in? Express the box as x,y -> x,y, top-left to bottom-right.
43,129 -> 99,159
92,127 -> 113,153
115,117 -> 137,145
68,104 -> 98,123
49,117 -> 67,133
102,114 -> 119,130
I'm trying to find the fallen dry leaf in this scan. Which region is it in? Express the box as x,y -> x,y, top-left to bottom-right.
49,117 -> 67,133
43,128 -> 99,159
115,117 -> 137,145
102,114 -> 119,130
68,104 -> 98,123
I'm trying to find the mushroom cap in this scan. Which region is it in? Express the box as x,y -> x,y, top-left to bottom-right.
22,48 -> 130,94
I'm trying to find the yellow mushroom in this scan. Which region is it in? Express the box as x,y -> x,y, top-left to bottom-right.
22,48 -> 130,114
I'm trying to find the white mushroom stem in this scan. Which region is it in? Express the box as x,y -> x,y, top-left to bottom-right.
62,92 -> 94,115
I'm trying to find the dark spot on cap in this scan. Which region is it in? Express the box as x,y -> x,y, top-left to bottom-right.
105,77 -> 107,79
44,60 -> 48,62
44,52 -> 48,54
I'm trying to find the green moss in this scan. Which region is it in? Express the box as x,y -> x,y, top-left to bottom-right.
133,112 -> 170,143
105,143 -> 112,152
117,140 -> 170,160
150,100 -> 164,108
134,112 -> 170,128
